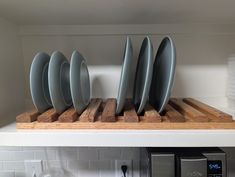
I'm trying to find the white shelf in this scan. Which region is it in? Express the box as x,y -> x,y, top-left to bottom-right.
0,98 -> 235,147
1,122 -> 235,147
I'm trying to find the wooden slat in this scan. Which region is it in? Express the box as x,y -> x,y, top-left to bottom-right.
101,98 -> 116,122
162,116 -> 171,122
169,98 -> 209,122
59,107 -> 78,122
80,98 -> 102,122
16,98 -> 235,130
16,121 -> 235,129
123,101 -> 139,122
143,104 -> 161,122
165,105 -> 185,122
37,108 -> 58,122
183,98 -> 233,122
16,110 -> 39,123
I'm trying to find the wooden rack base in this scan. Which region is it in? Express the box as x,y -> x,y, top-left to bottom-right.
16,98 -> 235,130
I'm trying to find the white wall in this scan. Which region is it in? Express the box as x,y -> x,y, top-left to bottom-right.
0,18 -> 25,124
20,24 -> 235,108
0,147 -> 140,177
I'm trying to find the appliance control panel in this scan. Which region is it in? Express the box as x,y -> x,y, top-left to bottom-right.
208,160 -> 223,177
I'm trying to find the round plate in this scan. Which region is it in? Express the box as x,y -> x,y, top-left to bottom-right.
48,51 -> 72,114
30,52 -> 52,113
149,36 -> 176,113
116,37 -> 133,114
133,37 -> 153,114
70,51 -> 91,114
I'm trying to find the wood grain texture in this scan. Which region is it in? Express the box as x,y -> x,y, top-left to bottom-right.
101,98 -> 116,122
59,107 -> 78,122
80,98 -> 102,122
143,104 -> 161,122
16,98 -> 235,130
183,98 -> 233,122
165,105 -> 185,122
16,110 -> 39,123
169,98 -> 209,122
37,108 -> 58,122
123,101 -> 139,122
16,120 -> 235,129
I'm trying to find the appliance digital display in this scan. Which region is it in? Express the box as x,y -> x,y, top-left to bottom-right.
208,160 -> 222,174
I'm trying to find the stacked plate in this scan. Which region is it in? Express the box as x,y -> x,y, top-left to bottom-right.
227,55 -> 235,107
30,51 -> 90,114
117,36 -> 176,115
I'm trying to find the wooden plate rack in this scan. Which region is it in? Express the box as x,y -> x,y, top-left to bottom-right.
16,98 -> 235,129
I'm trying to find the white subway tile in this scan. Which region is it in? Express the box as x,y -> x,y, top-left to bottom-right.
81,169 -> 99,177
99,148 -> 121,160
11,151 -> 34,161
0,147 -> 142,177
0,152 -> 13,161
89,160 -> 111,170
67,160 -> 89,171
100,170 -> 114,177
78,148 -> 98,160
90,160 -> 113,177
133,160 -> 140,177
0,162 -> 3,170
56,148 -> 78,160
0,171 -> 15,177
3,161 -> 24,170
43,160 -> 67,169
34,150 -> 56,160
15,171 -> 26,177
121,148 -> 140,160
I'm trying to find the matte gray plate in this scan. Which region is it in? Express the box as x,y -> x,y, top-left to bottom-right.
70,51 -> 91,114
116,37 -> 133,114
133,37 -> 153,114
48,51 -> 72,114
30,52 -> 52,113
149,36 -> 176,113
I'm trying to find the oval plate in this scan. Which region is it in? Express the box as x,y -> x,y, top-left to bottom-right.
48,51 -> 72,114
70,51 -> 90,114
133,37 -> 153,114
149,36 -> 176,113
116,37 -> 133,114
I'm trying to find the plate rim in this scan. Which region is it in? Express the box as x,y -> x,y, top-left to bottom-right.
48,51 -> 72,114
30,52 -> 52,113
150,36 -> 176,113
133,36 -> 154,114
116,36 -> 133,114
70,50 -> 91,114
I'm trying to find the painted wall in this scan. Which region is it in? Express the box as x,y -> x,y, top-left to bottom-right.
0,18 -> 25,125
19,25 -> 235,109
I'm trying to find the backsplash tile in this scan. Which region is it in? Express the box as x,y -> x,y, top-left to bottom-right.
99,147 -> 121,160
78,147 -> 98,160
0,171 -> 15,177
3,161 -> 24,171
0,147 -> 234,177
34,150 -> 56,160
